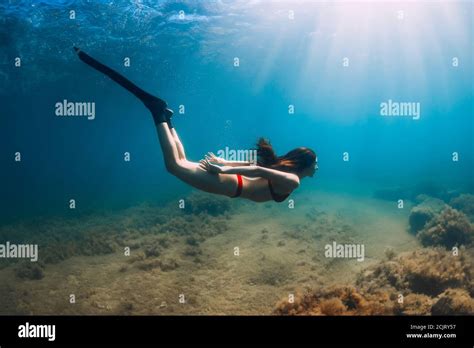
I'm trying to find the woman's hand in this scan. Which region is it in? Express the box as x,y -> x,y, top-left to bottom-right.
205,152 -> 226,165
199,159 -> 226,174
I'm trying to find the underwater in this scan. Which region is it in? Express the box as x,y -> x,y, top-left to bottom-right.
0,0 -> 473,336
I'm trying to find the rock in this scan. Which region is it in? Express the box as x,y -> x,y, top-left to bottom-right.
184,192 -> 231,216
14,262 -> 45,280
450,194 -> 474,220
431,289 -> 474,315
417,207 -> 473,248
408,196 -> 446,234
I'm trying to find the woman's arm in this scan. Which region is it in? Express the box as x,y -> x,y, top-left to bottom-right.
222,160 -> 253,167
199,160 -> 299,192
204,152 -> 253,167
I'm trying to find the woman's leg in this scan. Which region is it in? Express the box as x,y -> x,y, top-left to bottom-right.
162,125 -> 239,196
170,128 -> 186,160
164,114 -> 185,160
156,122 -> 237,196
75,48 -> 238,197
155,122 -> 182,172
156,123 -> 237,196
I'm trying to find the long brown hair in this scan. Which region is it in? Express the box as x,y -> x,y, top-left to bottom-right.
256,138 -> 316,173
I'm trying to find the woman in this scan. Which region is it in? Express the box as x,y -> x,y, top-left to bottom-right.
74,48 -> 318,203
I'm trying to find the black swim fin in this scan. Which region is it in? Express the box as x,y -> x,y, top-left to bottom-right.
74,47 -> 173,125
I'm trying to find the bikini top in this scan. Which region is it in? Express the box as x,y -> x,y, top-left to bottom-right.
268,180 -> 290,203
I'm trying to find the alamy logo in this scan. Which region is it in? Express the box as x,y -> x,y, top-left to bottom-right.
18,322 -> 56,341
217,146 -> 257,165
55,99 -> 95,120
325,241 -> 365,262
0,242 -> 38,262
380,99 -> 420,120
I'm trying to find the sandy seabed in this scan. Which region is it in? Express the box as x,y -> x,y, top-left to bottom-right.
0,188 -> 472,315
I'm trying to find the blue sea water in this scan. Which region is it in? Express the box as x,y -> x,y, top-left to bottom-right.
0,0 -> 472,222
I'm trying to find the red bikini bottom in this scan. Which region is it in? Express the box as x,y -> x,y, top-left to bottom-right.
231,174 -> 243,198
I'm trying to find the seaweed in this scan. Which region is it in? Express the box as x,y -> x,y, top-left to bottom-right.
275,247 -> 474,315
274,286 -> 394,315
396,294 -> 432,315
0,217 -> 121,265
159,258 -> 179,271
144,242 -> 162,258
431,289 -> 474,315
157,213 -> 228,239
417,207 -> 473,248
384,248 -> 396,260
136,259 -> 161,271
450,194 -> 474,220
250,259 -> 292,286
128,251 -> 146,264
0,196 -> 229,269
14,261 -> 45,280
408,196 -> 446,234
117,301 -> 134,314
135,258 -> 179,272
183,245 -> 203,258
358,248 -> 472,296
185,236 -> 200,246
183,192 -> 232,216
